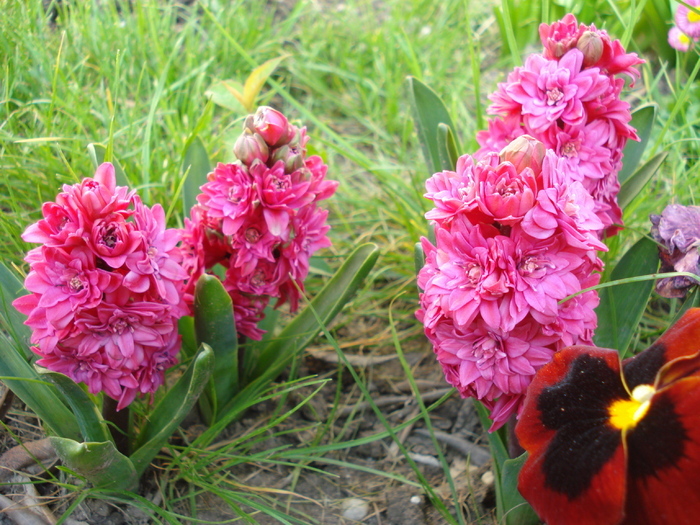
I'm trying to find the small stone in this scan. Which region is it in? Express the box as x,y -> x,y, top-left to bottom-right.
410,495 -> 423,504
481,470 -> 495,487
342,498 -> 369,521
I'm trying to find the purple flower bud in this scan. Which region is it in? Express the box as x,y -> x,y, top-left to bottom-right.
234,131 -> 269,166
499,135 -> 546,175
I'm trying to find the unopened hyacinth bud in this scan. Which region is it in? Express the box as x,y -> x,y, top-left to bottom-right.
253,106 -> 295,147
270,144 -> 305,173
234,130 -> 269,166
577,31 -> 604,67
499,135 -> 546,175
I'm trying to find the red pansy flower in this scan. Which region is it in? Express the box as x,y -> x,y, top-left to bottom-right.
516,308 -> 700,525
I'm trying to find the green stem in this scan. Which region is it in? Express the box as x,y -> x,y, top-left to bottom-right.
103,397 -> 130,456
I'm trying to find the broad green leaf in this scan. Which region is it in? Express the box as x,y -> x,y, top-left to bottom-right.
181,136 -> 211,216
241,55 -> 288,112
594,237 -> 659,355
87,143 -> 129,187
194,274 -> 239,421
130,344 -> 214,476
672,287 -> 700,325
0,262 -> 31,357
248,243 -> 378,384
0,331 -> 80,440
51,438 -> 137,491
502,454 -> 539,525
474,400 -> 508,520
618,151 -> 668,209
42,372 -> 112,444
414,242 -> 425,277
204,79 -> 246,112
436,123 -> 460,171
618,104 -> 657,185
407,77 -> 458,176
178,315 -> 197,358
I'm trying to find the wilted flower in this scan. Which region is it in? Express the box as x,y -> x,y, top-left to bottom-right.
650,204 -> 700,298
516,308 -> 700,525
13,163 -> 187,410
182,107 -> 337,339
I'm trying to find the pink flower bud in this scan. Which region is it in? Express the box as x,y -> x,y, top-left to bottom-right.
577,31 -> 604,67
499,135 -> 546,175
270,145 -> 305,173
234,131 -> 269,166
253,106 -> 295,147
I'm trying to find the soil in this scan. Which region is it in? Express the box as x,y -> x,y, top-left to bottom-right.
0,321 -> 498,524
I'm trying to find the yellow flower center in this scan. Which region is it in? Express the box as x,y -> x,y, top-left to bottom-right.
680,33 -> 691,45
608,384 -> 655,430
688,10 -> 700,23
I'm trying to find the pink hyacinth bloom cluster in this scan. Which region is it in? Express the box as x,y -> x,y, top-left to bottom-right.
478,13 -> 643,237
181,107 -> 337,340
417,137 -> 606,430
12,163 -> 188,410
667,1 -> 700,52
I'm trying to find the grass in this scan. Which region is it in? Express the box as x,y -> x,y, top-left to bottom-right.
1,0 -> 700,522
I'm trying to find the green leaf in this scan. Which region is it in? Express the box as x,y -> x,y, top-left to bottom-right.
407,77 -> 458,176
240,55 -> 289,112
42,372 -> 112,444
474,400 -> 508,520
204,79 -> 246,112
0,262 -> 31,357
672,287 -> 700,325
594,237 -> 659,355
0,332 -> 80,440
87,143 -> 129,187
193,274 -> 239,422
436,123 -> 460,171
130,344 -> 214,476
178,315 -> 197,358
502,454 -> 539,525
414,242 -> 425,277
618,151 -> 668,210
232,243 -> 378,414
181,136 -> 211,216
50,438 -> 137,491
618,105 -> 657,185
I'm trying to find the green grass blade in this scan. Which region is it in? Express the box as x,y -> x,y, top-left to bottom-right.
87,143 -> 129,187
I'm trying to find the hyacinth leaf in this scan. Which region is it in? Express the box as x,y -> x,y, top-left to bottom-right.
241,55 -> 289,112
242,243 -> 378,404
181,136 -> 211,216
673,288 -> 700,325
204,79 -> 246,112
436,123 -> 460,171
618,151 -> 668,209
178,315 -> 197,358
501,454 -> 539,525
594,237 -> 659,356
130,343 -> 214,476
0,262 -> 31,357
50,437 -> 137,491
43,371 -> 112,444
617,104 -> 657,185
407,76 -> 458,176
0,332 -> 80,440
194,274 -> 239,420
87,143 -> 129,187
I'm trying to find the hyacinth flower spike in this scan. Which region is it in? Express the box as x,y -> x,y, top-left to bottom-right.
516,308 -> 700,525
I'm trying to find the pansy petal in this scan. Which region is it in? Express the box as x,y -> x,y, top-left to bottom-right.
516,346 -> 627,525
622,376 -> 700,525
